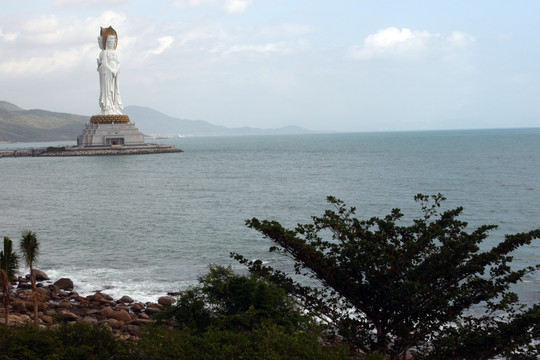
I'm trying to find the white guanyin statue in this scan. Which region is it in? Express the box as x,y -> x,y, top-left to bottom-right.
97,27 -> 123,115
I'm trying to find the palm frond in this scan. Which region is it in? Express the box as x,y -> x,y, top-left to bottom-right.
1,236 -> 19,278
20,230 -> 39,268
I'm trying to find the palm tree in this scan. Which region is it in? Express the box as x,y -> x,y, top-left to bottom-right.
0,236 -> 19,325
20,230 -> 40,326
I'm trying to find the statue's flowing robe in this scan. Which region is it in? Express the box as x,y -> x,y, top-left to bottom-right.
98,49 -> 123,115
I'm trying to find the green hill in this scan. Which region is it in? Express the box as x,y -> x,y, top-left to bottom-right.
124,105 -> 312,136
0,101 -> 88,143
0,100 -> 313,142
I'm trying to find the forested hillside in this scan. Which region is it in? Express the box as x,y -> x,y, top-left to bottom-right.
0,101 -> 88,142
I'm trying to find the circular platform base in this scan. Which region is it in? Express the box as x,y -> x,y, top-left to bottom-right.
90,115 -> 130,124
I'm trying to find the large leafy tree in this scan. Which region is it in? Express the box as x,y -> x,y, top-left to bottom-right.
20,230 -> 40,326
233,194 -> 540,359
0,236 -> 19,325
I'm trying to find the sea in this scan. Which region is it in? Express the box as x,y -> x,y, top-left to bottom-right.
0,129 -> 539,306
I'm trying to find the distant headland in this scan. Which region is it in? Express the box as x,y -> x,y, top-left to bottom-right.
0,100 -> 314,144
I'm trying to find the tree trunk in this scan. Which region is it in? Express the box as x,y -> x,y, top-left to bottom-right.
2,284 -> 9,326
31,270 -> 38,326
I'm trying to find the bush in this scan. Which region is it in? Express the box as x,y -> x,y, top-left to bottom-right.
134,324 -> 352,360
160,265 -> 307,333
0,323 -> 132,360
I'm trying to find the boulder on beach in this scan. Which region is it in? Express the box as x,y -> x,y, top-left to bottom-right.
109,309 -> 132,323
158,296 -> 175,307
106,318 -> 122,329
54,278 -> 74,290
57,310 -> 79,322
101,307 -> 115,317
36,287 -> 51,301
144,306 -> 162,316
32,269 -> 50,281
119,295 -> 134,304
80,316 -> 99,326
57,300 -> 72,309
41,315 -> 54,324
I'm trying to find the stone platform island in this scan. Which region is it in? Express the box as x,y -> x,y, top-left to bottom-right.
0,144 -> 182,158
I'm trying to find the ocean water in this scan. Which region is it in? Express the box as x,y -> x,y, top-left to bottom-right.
1,129 -> 539,305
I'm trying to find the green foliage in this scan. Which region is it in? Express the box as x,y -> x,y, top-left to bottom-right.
160,265 -> 306,333
19,230 -> 39,270
53,322 -> 131,360
1,236 -> 19,325
0,101 -> 88,143
46,146 -> 66,152
0,323 -> 131,360
0,236 -> 19,279
19,230 -> 40,326
134,324 -> 351,360
0,322 -> 351,360
233,194 -> 540,359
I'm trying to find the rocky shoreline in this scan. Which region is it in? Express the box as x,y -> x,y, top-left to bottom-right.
1,270 -> 176,337
0,144 -> 182,158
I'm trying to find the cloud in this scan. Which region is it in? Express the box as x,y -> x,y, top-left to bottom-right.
54,0 -> 129,9
172,0 -> 253,14
446,31 -> 476,46
222,41 -> 291,55
146,36 -> 175,55
348,27 -> 437,61
12,11 -> 127,47
348,27 -> 476,62
0,45 -> 94,77
0,28 -> 17,41
223,0 -> 253,14
0,11 -> 128,77
258,23 -> 313,38
178,26 -> 231,46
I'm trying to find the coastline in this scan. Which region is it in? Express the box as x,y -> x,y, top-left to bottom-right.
0,144 -> 182,158
1,270 -> 175,337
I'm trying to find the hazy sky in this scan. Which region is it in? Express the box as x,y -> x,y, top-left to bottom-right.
1,0 -> 539,132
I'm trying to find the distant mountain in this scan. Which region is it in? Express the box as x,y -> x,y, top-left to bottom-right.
0,101 -> 312,142
124,105 -> 312,137
0,101 -> 88,142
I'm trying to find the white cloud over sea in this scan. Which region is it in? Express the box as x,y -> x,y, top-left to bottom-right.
347,27 -> 475,61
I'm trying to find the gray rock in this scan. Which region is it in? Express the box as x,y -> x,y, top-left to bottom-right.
32,269 -> 50,281
108,309 -> 132,322
125,324 -> 141,337
58,310 -> 79,322
144,306 -> 161,316
106,318 -> 121,329
54,278 -> 74,290
158,296 -> 175,307
119,295 -> 133,304
80,317 -> 99,326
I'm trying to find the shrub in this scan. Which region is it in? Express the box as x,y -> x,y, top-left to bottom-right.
160,265 -> 307,333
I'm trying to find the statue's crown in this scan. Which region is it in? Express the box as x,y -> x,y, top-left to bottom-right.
100,26 -> 118,50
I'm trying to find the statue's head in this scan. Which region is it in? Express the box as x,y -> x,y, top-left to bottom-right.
100,26 -> 118,50
106,36 -> 117,50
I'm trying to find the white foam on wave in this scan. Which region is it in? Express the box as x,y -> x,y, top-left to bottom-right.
38,267 -> 197,304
